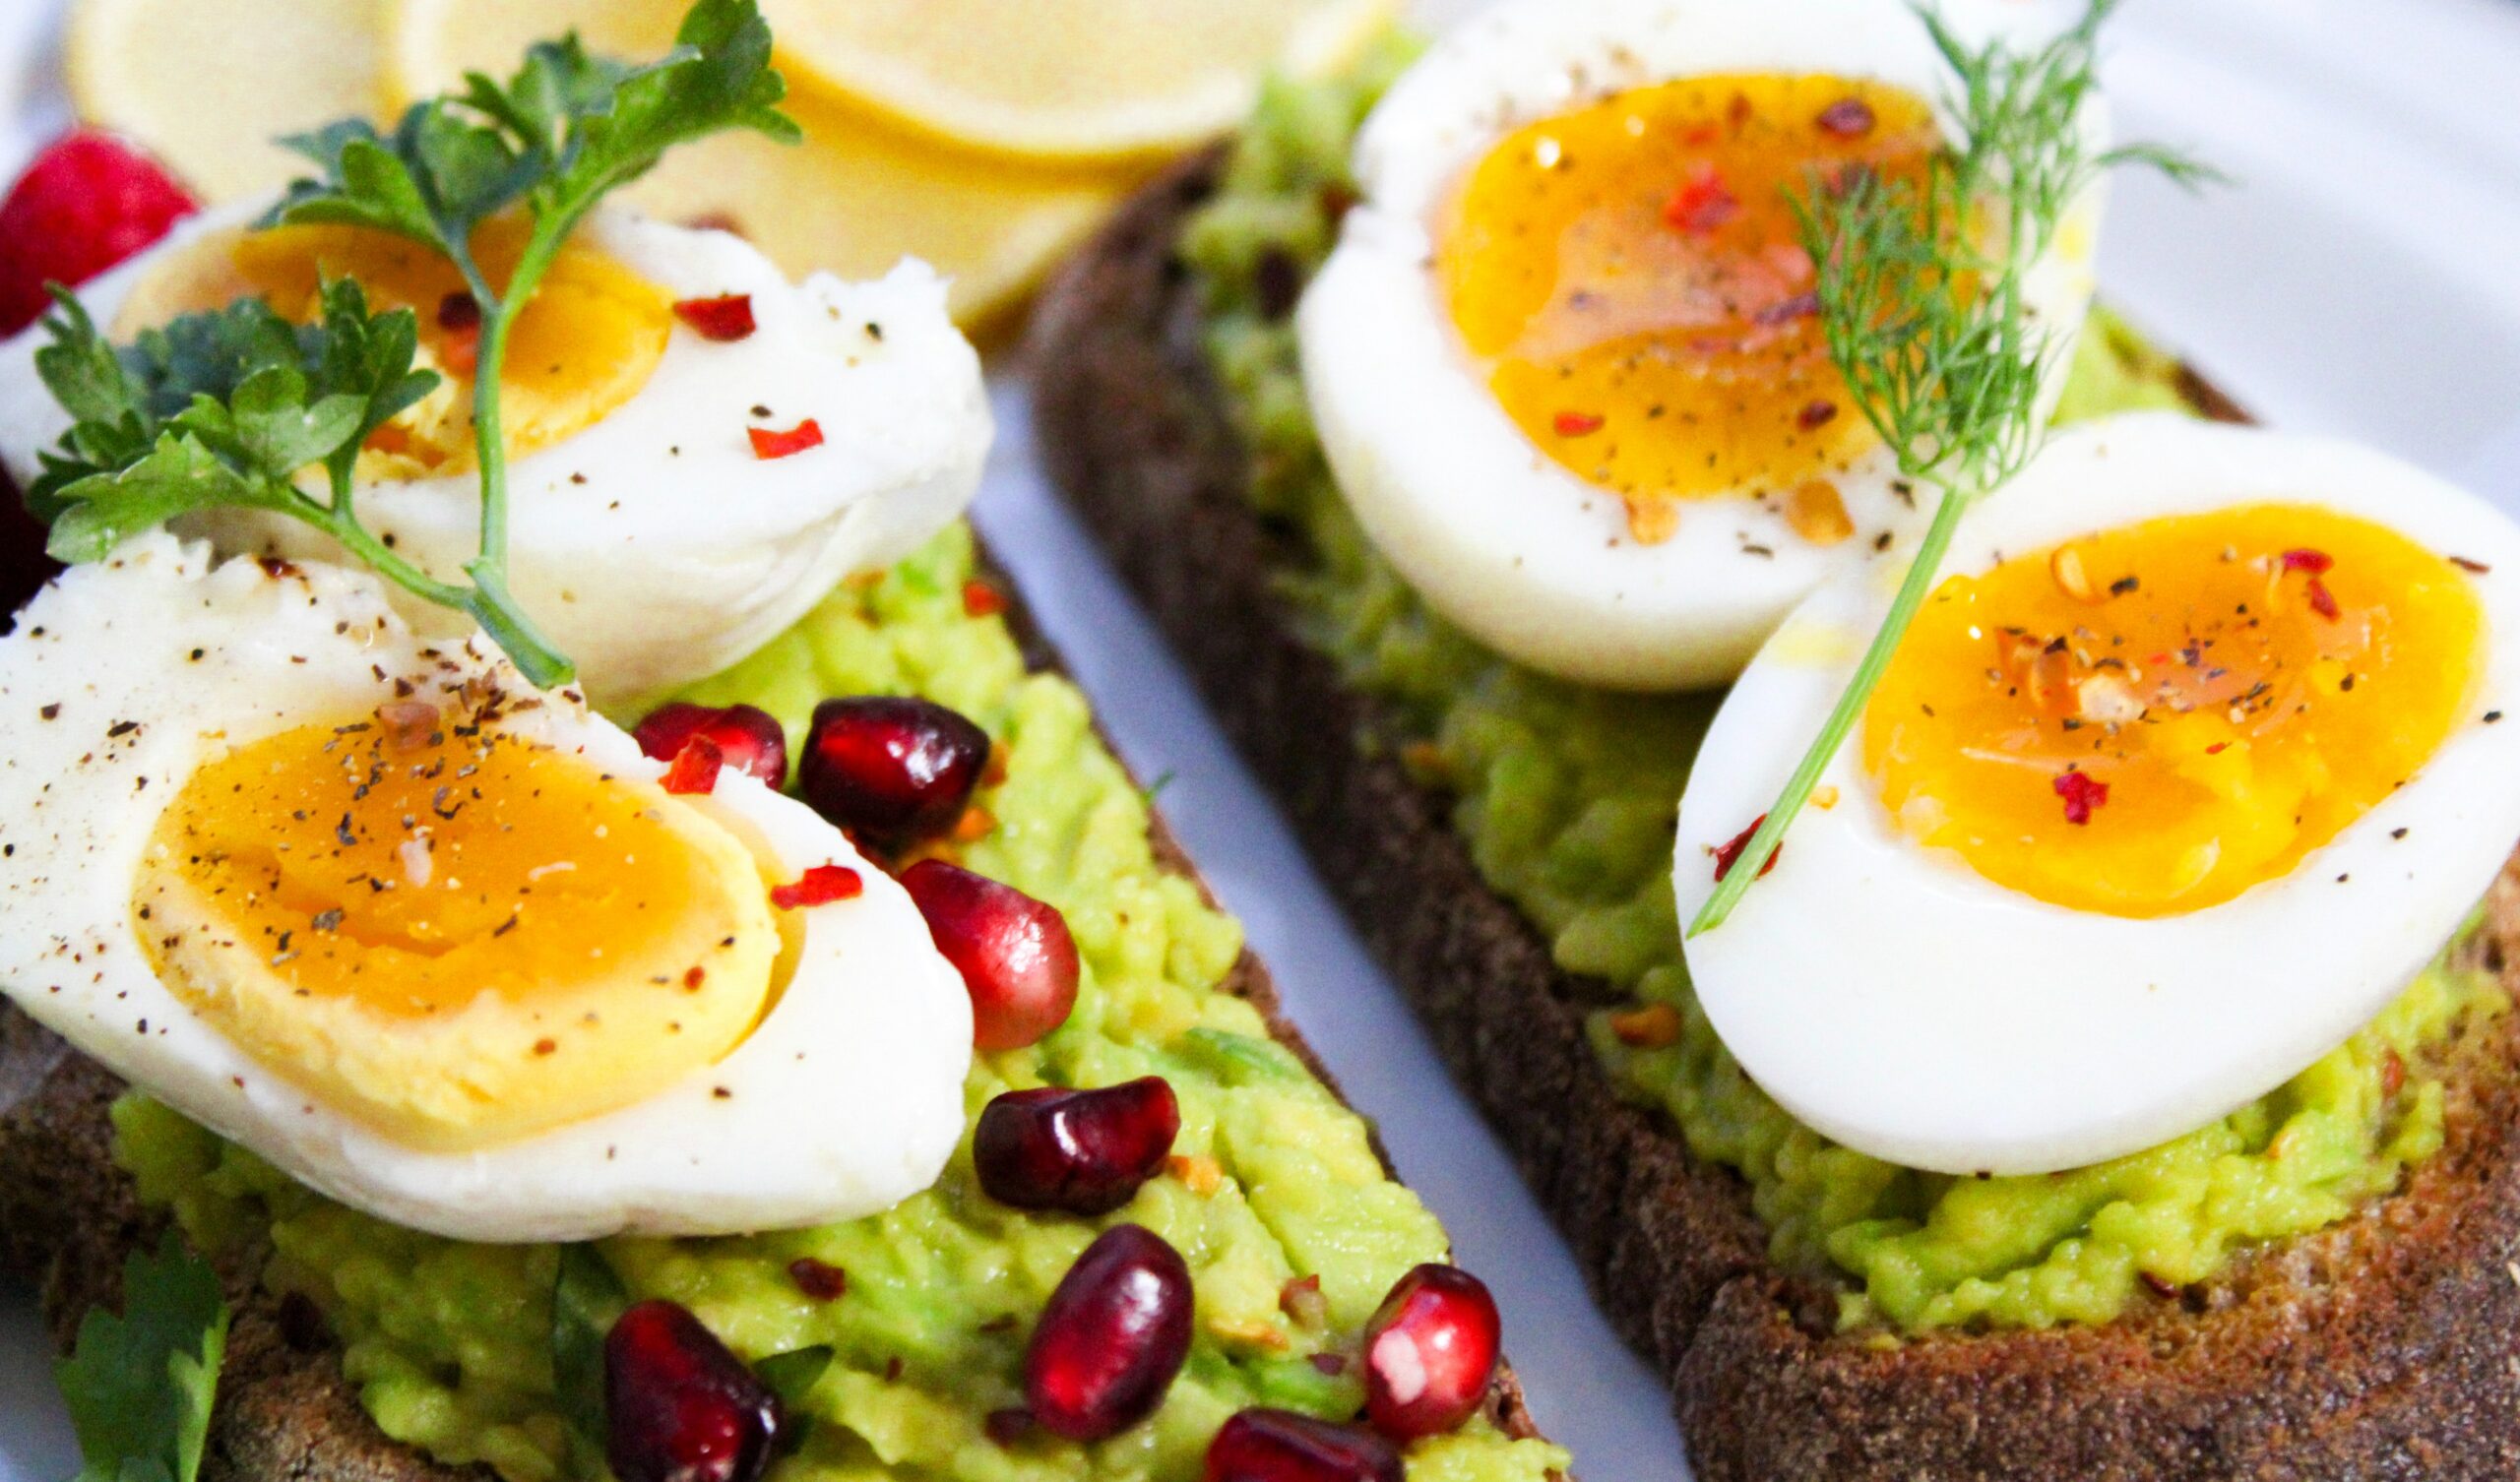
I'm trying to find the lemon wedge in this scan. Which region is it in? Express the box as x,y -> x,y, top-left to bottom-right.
65,0 -> 387,201
760,0 -> 1400,162
388,0 -> 1135,329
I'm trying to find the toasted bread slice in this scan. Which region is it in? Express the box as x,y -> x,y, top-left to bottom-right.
0,540 -> 1543,1481
1028,151 -> 2520,1480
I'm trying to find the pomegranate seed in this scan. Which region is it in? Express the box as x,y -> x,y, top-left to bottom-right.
976,1078 -> 1180,1214
1206,1410 -> 1402,1482
799,697 -> 989,850
962,580 -> 1005,617
604,1301 -> 782,1482
436,290 -> 481,331
1359,1265 -> 1501,1440
770,864 -> 863,911
673,293 -> 757,341
1025,1225 -> 1193,1442
900,859 -> 1080,1051
662,736 -> 724,796
0,131 -> 197,336
634,703 -> 789,789
749,419 -> 824,460
1711,814 -> 1781,882
435,292 -> 482,375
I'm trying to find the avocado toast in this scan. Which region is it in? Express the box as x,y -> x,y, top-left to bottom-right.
1028,25 -> 2520,1480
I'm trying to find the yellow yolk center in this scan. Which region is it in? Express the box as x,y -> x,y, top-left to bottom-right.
1865,504 -> 2488,916
117,217 -> 671,476
134,710 -> 782,1149
1438,74 -> 1940,545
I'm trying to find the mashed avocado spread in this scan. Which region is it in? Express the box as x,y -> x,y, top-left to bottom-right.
114,522 -> 1568,1482
1176,39 -> 2507,1333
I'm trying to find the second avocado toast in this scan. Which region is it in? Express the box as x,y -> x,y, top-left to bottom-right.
0,5 -> 1566,1481
1034,5 -> 2520,1477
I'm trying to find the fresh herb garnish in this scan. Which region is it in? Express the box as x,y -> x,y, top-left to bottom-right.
54,1233 -> 231,1482
26,0 -> 798,688
551,1242 -> 630,1445
1687,0 -> 2213,936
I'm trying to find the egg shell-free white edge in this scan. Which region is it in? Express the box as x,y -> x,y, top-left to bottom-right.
1297,0 -> 2105,691
0,534 -> 974,1242
0,202 -> 992,705
1676,414 -> 2520,1175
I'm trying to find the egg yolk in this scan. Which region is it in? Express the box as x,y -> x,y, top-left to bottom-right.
1865,504 -> 2488,916
134,710 -> 783,1149
116,216 -> 671,476
1437,75 -> 1940,544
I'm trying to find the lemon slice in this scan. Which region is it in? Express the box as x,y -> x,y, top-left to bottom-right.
65,0 -> 387,202
388,0 -> 1134,329
760,0 -> 1398,161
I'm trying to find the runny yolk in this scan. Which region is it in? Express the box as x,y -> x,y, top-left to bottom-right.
1865,504 -> 2488,916
115,216 -> 671,477
1437,74 -> 1940,544
134,710 -> 781,1149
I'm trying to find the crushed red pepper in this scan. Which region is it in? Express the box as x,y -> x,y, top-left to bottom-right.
771,862 -> 863,910
1662,161 -> 1740,235
2052,769 -> 2109,825
1552,410 -> 1606,437
749,418 -> 825,461
661,735 -> 724,795
671,293 -> 758,341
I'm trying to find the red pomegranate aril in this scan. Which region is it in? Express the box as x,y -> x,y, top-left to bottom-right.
1025,1224 -> 1193,1442
634,702 -> 788,789
604,1300 -> 782,1482
0,131 -> 198,336
1206,1409 -> 1403,1482
799,696 -> 990,850
901,859 -> 1080,1051
976,1078 -> 1180,1214
1359,1264 -> 1500,1441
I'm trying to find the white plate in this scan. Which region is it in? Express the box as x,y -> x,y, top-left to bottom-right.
4,2 -> 2517,1478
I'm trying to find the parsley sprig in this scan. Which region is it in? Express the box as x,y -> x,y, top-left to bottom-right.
28,0 -> 798,688
55,1235 -> 231,1482
1687,0 -> 2215,935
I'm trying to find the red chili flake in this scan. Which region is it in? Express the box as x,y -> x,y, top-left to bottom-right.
671,292 -> 757,341
1712,813 -> 1781,883
1553,410 -> 1606,438
788,1257 -> 849,1301
662,734 -> 724,795
749,418 -> 825,460
2052,770 -> 2110,826
2305,578 -> 2340,620
435,291 -> 481,374
2380,1049 -> 2407,1099
772,863 -> 864,910
2205,741 -> 2229,755
2280,548 -> 2334,575
1816,97 -> 1878,138
962,580 -> 1006,618
1663,162 -> 1740,235
1797,400 -> 1838,430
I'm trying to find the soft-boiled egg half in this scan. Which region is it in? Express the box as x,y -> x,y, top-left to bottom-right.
1676,414 -> 2520,1175
0,202 -> 990,702
1299,0 -> 2104,690
0,534 -> 973,1241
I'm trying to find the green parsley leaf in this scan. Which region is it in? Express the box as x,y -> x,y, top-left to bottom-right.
54,1233 -> 231,1482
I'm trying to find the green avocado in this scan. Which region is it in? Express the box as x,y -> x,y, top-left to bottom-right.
1177,38 -> 2508,1334
113,521 -> 1568,1482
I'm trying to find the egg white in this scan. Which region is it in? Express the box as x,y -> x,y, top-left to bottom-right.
0,533 -> 974,1242
1675,414 -> 2520,1175
0,204 -> 992,704
1298,0 -> 2106,690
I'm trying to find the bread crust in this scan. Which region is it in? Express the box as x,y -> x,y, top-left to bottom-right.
1027,150 -> 2520,1481
0,550 -> 1540,1478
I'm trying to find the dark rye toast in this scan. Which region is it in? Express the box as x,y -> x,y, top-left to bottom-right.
0,543 -> 1544,1482
1027,151 -> 2520,1480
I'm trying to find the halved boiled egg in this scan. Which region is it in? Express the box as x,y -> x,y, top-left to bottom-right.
1298,0 -> 2104,689
1675,415 -> 2520,1174
0,534 -> 973,1241
0,202 -> 990,703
